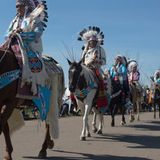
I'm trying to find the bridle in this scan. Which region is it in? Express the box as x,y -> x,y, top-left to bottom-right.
69,66 -> 82,92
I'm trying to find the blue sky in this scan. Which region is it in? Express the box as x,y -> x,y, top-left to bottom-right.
0,0 -> 160,86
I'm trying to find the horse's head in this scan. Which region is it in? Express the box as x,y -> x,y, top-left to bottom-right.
67,59 -> 82,93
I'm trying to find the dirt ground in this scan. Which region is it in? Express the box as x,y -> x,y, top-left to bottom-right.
0,112 -> 160,160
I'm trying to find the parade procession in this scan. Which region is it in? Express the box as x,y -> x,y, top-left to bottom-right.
0,0 -> 160,160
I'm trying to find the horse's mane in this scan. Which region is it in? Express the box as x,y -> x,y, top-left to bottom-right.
81,64 -> 97,86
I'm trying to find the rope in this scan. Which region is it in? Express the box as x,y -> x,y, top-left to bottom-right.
0,38 -> 12,64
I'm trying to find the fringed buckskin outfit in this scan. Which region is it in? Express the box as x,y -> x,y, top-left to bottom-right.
1,0 -> 49,95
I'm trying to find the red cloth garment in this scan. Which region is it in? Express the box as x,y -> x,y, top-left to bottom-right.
94,68 -> 108,108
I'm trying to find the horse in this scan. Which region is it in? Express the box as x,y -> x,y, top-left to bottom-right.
150,83 -> 160,119
0,48 -> 64,160
67,59 -> 105,141
109,78 -> 127,126
129,81 -> 143,122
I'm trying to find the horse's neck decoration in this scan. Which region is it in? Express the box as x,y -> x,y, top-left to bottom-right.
75,81 -> 96,99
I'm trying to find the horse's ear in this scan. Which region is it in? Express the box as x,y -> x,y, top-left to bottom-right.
67,59 -> 72,65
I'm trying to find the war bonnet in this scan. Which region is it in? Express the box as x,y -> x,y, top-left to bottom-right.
78,26 -> 104,45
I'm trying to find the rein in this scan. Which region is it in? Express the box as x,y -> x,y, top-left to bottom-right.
0,38 -> 12,65
75,81 -> 96,98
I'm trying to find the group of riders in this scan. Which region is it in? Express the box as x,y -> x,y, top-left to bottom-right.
0,0 -> 159,116
1,1 -> 160,159
76,26 -> 143,111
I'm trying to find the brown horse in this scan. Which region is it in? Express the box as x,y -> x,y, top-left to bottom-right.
0,49 -> 64,160
150,83 -> 160,119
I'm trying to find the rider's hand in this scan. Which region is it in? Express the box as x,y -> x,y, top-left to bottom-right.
15,28 -> 23,33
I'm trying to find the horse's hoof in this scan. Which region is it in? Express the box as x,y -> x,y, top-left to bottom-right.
38,150 -> 47,158
129,116 -> 135,122
87,133 -> 91,137
3,157 -> 12,160
92,128 -> 97,133
48,140 -> 54,149
3,158 -> 12,160
121,121 -> 126,126
97,130 -> 102,135
80,136 -> 86,141
3,155 -> 12,160
111,121 -> 115,127
3,152 -> 12,160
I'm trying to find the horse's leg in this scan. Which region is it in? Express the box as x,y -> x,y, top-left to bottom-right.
80,103 -> 90,141
136,100 -> 140,121
97,113 -> 103,134
110,101 -> 115,127
111,103 -> 117,127
121,105 -> 126,125
129,102 -> 135,122
38,124 -> 54,158
153,101 -> 156,119
91,109 -> 98,133
3,122 -> 13,160
0,102 -> 15,135
158,103 -> 160,118
80,90 -> 96,141
86,122 -> 91,137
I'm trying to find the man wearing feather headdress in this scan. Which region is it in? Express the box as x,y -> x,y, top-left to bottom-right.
109,55 -> 130,107
128,60 -> 140,84
1,0 -> 49,95
5,0 -> 48,56
78,26 -> 107,110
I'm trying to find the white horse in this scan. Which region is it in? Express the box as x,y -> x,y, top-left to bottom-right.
67,60 -> 104,141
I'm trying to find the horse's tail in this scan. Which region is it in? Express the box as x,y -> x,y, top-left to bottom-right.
57,65 -> 65,109
43,56 -> 65,139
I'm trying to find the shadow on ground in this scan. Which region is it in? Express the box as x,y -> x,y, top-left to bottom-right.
126,121 -> 160,131
23,149 -> 152,160
92,120 -> 160,149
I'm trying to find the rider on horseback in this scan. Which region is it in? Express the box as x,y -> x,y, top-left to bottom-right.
78,26 -> 107,109
127,59 -> 142,103
4,0 -> 46,55
128,60 -> 142,91
109,55 -> 130,107
1,0 -> 49,95
128,60 -> 140,83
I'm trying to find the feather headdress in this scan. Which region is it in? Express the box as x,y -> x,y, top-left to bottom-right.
16,0 -> 48,31
115,55 -> 128,67
154,69 -> 160,77
127,59 -> 138,72
77,26 -> 104,45
16,0 -> 48,32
